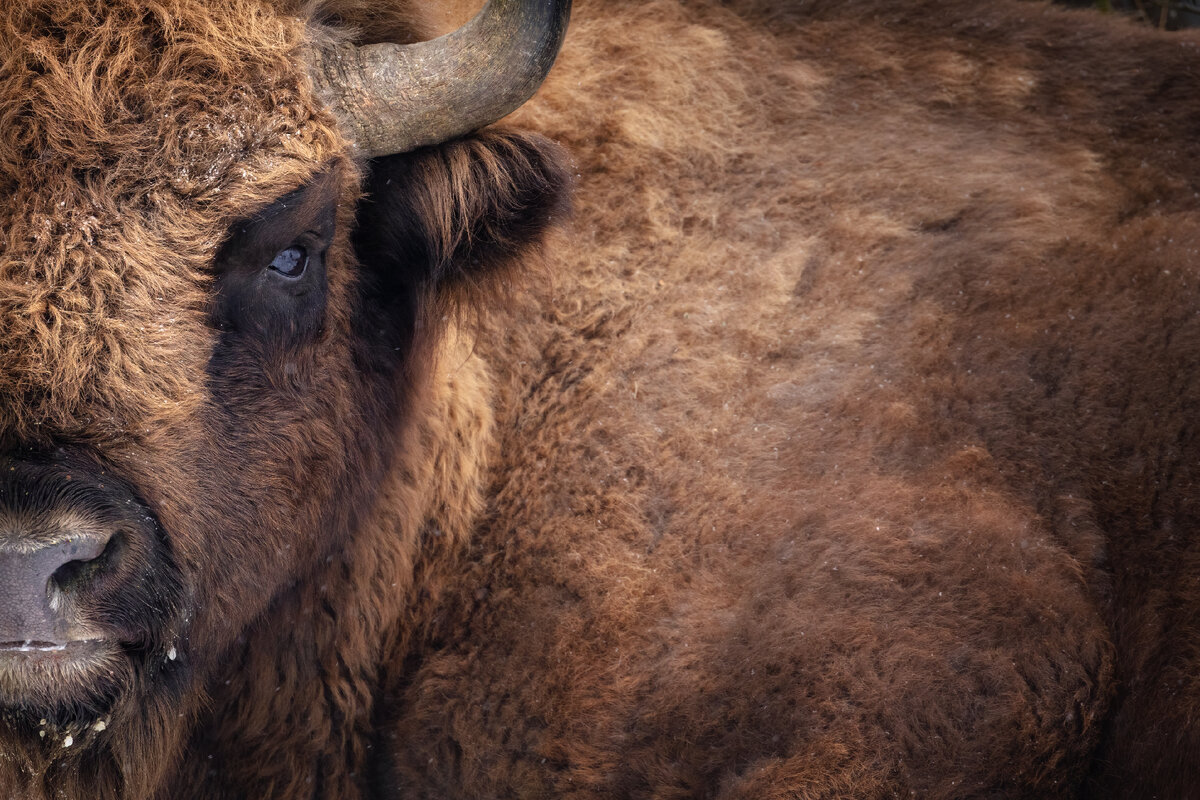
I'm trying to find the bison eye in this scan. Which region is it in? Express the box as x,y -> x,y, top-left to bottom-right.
213,176 -> 336,344
268,245 -> 308,279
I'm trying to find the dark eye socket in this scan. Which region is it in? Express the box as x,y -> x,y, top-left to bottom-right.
268,245 -> 308,279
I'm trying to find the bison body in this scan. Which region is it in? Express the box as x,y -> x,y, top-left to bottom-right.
0,0 -> 1195,797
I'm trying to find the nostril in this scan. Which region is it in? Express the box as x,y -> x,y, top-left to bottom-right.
49,533 -> 123,594
0,533 -> 116,645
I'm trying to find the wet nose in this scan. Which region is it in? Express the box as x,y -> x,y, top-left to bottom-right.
0,534 -> 112,646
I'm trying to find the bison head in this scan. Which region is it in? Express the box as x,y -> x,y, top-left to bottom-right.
0,0 -> 569,795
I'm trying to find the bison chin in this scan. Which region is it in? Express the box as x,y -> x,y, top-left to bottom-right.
0,660 -> 196,800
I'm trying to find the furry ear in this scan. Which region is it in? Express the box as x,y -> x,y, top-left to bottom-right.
352,128 -> 571,309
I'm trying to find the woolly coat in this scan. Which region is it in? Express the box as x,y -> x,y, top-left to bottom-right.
0,1 -> 1194,798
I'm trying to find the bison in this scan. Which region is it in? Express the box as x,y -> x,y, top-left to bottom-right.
0,0 -> 1197,797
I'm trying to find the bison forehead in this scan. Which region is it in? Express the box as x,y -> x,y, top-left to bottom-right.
0,0 -> 339,195
0,0 -> 348,439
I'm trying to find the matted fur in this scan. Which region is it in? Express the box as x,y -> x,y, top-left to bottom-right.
0,0 -> 1195,798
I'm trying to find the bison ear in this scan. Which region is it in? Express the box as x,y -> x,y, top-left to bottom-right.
352,128 -> 571,307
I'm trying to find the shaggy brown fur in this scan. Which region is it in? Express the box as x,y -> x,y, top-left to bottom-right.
0,0 -> 1197,797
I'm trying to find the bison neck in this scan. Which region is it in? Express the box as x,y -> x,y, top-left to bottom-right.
165,334 -> 495,800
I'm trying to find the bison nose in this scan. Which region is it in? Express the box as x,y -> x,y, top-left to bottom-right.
0,534 -> 112,647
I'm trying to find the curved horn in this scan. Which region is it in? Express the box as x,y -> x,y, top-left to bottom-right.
308,0 -> 571,158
